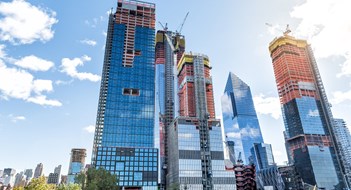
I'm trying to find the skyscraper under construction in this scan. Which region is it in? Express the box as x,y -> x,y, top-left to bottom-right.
269,32 -> 347,189
167,53 -> 235,190
91,1 -> 158,189
155,29 -> 185,188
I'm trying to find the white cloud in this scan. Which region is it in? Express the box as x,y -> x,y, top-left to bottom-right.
253,94 -> 281,119
84,125 -> 95,133
0,51 -> 61,106
60,55 -> 101,82
8,114 -> 26,123
331,90 -> 351,104
0,44 -> 6,58
291,0 -> 351,77
226,132 -> 241,139
55,80 -> 73,86
12,55 -> 54,71
0,0 -> 58,44
80,39 -> 97,46
27,95 -> 62,107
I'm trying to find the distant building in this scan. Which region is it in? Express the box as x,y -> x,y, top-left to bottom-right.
14,172 -> 26,187
278,165 -> 303,190
221,72 -> 264,165
47,173 -> 59,185
2,169 -> 15,178
47,165 -> 61,185
334,119 -> 351,186
0,170 -> 3,177
34,163 -> 43,178
24,169 -> 33,181
67,148 -> 86,184
251,143 -> 275,170
60,175 -> 67,184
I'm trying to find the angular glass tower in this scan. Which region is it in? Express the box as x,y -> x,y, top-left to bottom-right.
269,34 -> 346,189
221,72 -> 264,164
91,1 -> 158,189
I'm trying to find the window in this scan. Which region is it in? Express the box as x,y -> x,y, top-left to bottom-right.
122,88 -> 140,96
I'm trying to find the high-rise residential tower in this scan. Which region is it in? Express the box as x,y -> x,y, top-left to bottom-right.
67,148 -> 86,184
48,165 -> 61,185
334,119 -> 351,186
155,30 -> 185,188
221,72 -> 264,164
167,53 -> 235,190
91,1 -> 158,189
34,163 -> 43,178
269,33 -> 346,189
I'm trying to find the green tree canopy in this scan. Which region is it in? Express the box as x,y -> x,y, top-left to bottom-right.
56,183 -> 81,190
75,167 -> 119,190
25,176 -> 56,190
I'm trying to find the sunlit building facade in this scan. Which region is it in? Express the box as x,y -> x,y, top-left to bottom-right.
269,34 -> 345,189
91,1 -> 158,189
67,149 -> 86,184
221,72 -> 264,164
167,53 -> 235,190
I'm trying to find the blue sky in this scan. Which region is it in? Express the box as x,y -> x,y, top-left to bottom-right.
0,0 -> 350,175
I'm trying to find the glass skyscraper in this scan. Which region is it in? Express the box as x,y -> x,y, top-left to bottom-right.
269,34 -> 346,189
67,149 -> 86,184
91,1 -> 158,189
221,72 -> 264,164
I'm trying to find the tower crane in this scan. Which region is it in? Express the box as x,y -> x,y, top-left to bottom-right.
265,23 -> 291,36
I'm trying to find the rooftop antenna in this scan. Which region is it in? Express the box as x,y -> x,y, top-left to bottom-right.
110,7 -> 114,14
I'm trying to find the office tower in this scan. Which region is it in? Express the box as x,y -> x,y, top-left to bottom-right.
221,72 -> 264,164
67,148 -> 86,184
0,170 -> 3,177
34,163 -> 43,178
167,53 -> 235,190
334,119 -> 351,186
91,1 -> 158,189
155,29 -> 185,188
269,33 -> 346,189
14,172 -> 25,187
24,169 -> 33,181
3,169 -> 16,177
251,143 -> 275,170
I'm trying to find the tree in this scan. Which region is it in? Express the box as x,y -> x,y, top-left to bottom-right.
25,176 -> 56,190
13,187 -> 24,190
75,168 -> 119,190
56,184 -> 81,190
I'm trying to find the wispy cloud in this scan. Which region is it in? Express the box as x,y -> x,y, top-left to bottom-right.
253,94 -> 281,119
60,55 -> 101,82
8,114 -> 26,123
0,0 -> 58,44
290,0 -> 351,77
331,90 -> 351,104
84,125 -> 95,133
12,55 -> 54,71
80,39 -> 97,46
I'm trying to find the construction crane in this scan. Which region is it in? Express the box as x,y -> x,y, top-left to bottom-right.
176,12 -> 189,34
265,23 -> 291,36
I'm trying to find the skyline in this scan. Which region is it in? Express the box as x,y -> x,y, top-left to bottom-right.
0,0 -> 350,177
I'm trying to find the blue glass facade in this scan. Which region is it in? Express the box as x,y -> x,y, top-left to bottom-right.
283,97 -> 339,189
92,2 -> 158,189
251,143 -> 275,170
221,72 -> 264,164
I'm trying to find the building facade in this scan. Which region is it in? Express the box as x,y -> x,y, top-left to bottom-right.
334,119 -> 351,186
167,53 -> 235,190
34,163 -> 43,178
155,30 -> 185,188
269,34 -> 345,189
251,143 -> 275,170
91,1 -> 158,189
48,165 -> 61,185
221,72 -> 264,164
67,149 -> 86,184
